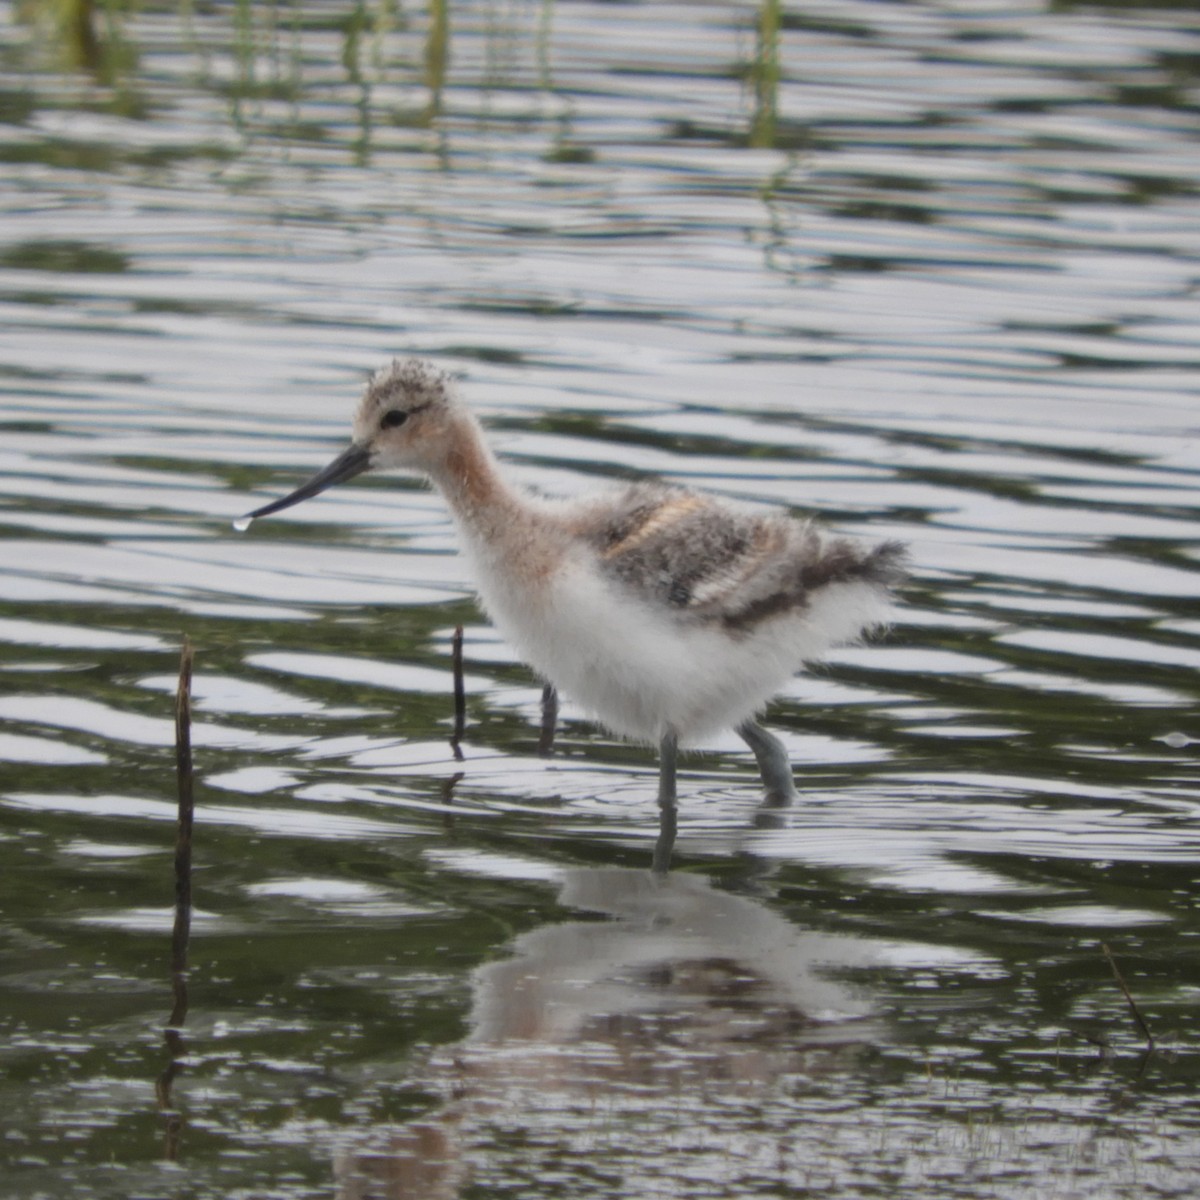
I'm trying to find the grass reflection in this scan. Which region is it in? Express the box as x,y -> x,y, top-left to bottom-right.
749,0 -> 780,149
16,0 -> 140,107
424,0 -> 448,123
18,0 -> 104,72
10,0 -> 767,160
15,0 -> 795,164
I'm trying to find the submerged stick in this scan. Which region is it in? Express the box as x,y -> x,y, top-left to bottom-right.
170,637 -> 195,1025
158,638 -> 195,1158
1102,942 -> 1155,1053
450,625 -> 465,761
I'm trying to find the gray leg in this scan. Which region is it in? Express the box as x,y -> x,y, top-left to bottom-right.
537,683 -> 558,757
653,729 -> 679,874
652,795 -> 677,875
737,719 -> 798,804
657,728 -> 679,810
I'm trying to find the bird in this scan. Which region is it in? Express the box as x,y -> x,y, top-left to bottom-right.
238,358 -> 906,809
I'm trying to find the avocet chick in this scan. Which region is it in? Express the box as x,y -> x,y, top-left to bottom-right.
240,359 -> 906,807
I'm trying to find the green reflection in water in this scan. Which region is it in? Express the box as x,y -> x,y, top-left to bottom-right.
748,0 -> 780,149
17,0 -> 102,72
15,0 -> 140,106
0,239 -> 130,273
424,0 -> 448,123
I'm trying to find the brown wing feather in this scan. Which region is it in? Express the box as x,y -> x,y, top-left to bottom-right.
573,483 -> 905,629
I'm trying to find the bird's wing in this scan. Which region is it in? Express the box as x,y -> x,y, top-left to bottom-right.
570,483 -> 905,629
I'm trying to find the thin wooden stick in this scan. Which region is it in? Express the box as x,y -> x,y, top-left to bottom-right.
158,638 -> 195,1159
1102,942 -> 1155,1052
169,638 -> 194,1027
450,624 -> 465,761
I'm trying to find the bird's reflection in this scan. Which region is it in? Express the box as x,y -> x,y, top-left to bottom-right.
335,811 -> 883,1200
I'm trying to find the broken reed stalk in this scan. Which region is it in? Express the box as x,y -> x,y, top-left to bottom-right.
1102,942 -> 1155,1052
169,637 -> 195,1028
450,624 -> 465,760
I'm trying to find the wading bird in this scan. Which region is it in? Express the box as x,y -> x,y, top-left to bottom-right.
239,359 -> 905,808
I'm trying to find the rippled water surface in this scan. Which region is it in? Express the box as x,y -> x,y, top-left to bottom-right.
2,0 -> 1199,1196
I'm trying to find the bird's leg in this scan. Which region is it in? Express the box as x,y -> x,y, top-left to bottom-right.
652,793 -> 677,875
657,728 -> 679,810
537,683 -> 558,757
653,728 -> 679,874
737,719 -> 798,805
657,728 -> 679,809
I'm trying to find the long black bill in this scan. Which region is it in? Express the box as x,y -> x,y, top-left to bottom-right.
240,443 -> 372,525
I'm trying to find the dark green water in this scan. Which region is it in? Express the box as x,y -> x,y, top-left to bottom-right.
1,1 -> 1199,1196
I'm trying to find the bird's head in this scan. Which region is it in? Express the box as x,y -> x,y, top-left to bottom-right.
237,358 -> 459,525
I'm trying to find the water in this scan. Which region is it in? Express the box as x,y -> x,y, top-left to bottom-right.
1,0 -> 1199,1196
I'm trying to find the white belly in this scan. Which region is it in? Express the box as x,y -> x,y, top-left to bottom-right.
469,546 -> 892,746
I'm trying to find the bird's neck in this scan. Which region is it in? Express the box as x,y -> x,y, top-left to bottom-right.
427,413 -> 525,540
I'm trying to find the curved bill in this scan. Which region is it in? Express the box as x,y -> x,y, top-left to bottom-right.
240,443 -> 371,524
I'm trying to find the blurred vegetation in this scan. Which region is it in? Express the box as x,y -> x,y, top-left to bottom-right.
748,0 -> 780,148
16,0 -> 99,70
12,0 -> 789,149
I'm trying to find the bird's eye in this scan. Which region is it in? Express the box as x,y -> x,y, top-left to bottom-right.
380,410 -> 408,430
